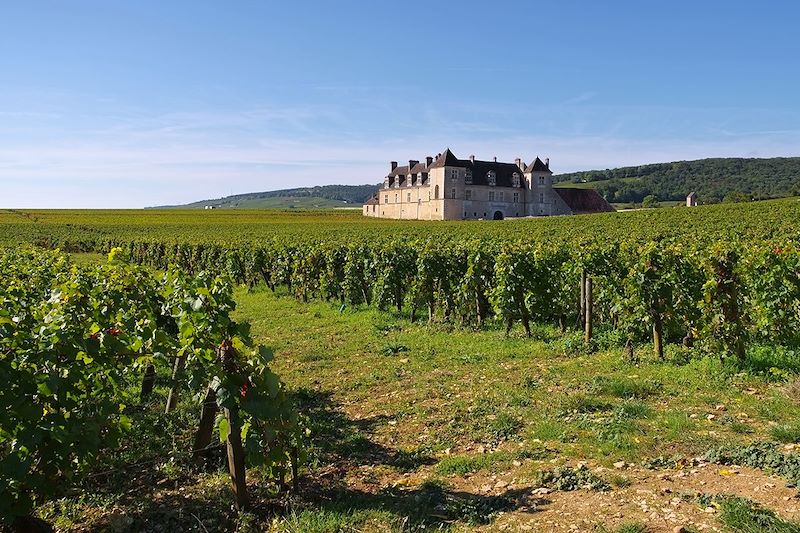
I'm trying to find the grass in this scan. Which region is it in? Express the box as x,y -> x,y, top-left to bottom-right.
718,496 -> 800,533
435,452 -> 511,476
595,523 -> 650,533
770,423 -> 800,443
36,273 -> 800,531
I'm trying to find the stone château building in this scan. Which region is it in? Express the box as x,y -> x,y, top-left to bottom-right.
362,149 -> 614,220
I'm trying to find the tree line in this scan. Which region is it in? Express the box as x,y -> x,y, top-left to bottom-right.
554,157 -> 800,204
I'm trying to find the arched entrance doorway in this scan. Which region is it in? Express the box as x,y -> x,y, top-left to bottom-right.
493,210 -> 504,220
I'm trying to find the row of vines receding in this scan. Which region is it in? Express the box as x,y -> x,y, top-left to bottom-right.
101,237 -> 800,360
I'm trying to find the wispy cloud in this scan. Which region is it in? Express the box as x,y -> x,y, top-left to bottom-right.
2,95 -> 799,208
561,91 -> 598,105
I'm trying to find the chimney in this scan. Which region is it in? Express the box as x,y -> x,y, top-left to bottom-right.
545,158 -> 550,169
390,161 -> 398,172
408,160 -> 419,172
469,154 -> 475,163
493,156 -> 497,162
425,156 -> 433,168
515,158 -> 522,169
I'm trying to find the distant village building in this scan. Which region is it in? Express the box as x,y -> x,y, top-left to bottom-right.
362,149 -> 615,220
686,192 -> 698,207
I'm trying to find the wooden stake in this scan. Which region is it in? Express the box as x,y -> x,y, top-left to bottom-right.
579,269 -> 587,329
164,356 -> 186,413
219,341 -> 249,510
193,386 -> 218,464
139,363 -> 156,403
623,338 -> 636,363
584,277 -> 593,344
224,405 -> 248,509
653,315 -> 664,359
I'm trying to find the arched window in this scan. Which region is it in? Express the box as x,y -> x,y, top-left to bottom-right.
487,171 -> 496,186
434,185 -> 440,199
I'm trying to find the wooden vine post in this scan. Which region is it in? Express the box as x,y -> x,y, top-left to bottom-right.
139,363 -> 156,402
192,385 -> 218,464
579,269 -> 587,329
652,314 -> 664,359
219,340 -> 249,510
584,276 -> 593,344
623,338 -> 636,364
164,355 -> 186,413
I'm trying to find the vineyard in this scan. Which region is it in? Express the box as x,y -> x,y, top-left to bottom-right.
0,248 -> 304,531
2,201 -> 800,531
3,201 -> 800,359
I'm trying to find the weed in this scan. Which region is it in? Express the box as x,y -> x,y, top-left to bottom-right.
705,442 -> 800,487
615,524 -> 649,533
435,452 -> 510,476
488,413 -> 523,440
594,411 -> 640,452
770,423 -> 800,444
534,465 -> 610,491
555,331 -> 595,356
595,523 -> 651,533
742,345 -> 800,378
662,410 -> 696,439
717,496 -> 800,533
530,418 -> 571,442
593,328 -> 628,351
380,342 -> 409,356
520,375 -> 540,390
641,455 -> 683,470
608,473 -> 631,488
415,478 -> 513,525
615,400 -> 652,419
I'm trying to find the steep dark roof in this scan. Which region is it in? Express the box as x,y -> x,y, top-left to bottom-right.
409,162 -> 428,174
525,157 -> 551,173
426,149 -> 524,187
428,148 -> 460,168
554,188 -> 616,214
467,160 -> 524,187
388,165 -> 409,178
364,195 -> 379,205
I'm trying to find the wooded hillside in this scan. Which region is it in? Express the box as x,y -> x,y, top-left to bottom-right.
553,157 -> 800,204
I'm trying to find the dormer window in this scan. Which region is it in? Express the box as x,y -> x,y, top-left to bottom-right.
487,171 -> 496,186
512,172 -> 521,188
465,169 -> 473,184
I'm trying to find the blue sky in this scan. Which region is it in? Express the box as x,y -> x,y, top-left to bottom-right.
1,1 -> 799,207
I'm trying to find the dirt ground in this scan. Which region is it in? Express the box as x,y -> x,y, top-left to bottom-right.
465,461 -> 799,531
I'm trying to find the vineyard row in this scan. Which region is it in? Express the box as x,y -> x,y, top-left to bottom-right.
100,237 -> 800,360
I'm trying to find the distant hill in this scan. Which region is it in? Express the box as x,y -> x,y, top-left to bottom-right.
155,184 -> 380,209
553,157 -> 800,204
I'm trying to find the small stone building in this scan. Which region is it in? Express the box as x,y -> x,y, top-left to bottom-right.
686,192 -> 698,207
362,149 -> 614,220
